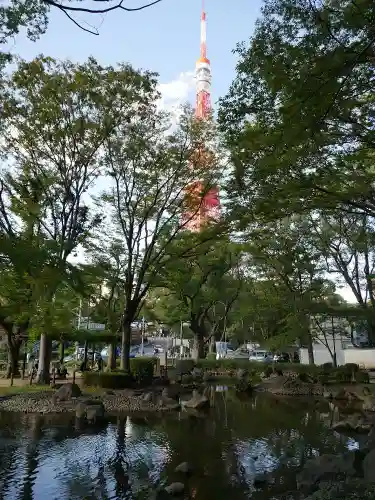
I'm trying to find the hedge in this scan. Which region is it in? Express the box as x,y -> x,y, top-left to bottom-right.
130,357 -> 156,384
195,359 -> 369,384
83,357 -> 156,388
83,371 -> 133,389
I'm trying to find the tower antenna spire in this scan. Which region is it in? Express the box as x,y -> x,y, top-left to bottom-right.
182,0 -> 220,231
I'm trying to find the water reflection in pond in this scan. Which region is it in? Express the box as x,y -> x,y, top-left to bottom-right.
0,390 -> 357,499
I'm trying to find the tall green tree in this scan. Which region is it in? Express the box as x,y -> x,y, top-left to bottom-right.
94,107 -> 224,370
0,56 -> 157,382
154,239 -> 243,359
219,0 -> 375,224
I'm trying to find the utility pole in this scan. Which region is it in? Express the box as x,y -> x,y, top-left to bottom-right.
180,321 -> 183,358
141,317 -> 145,356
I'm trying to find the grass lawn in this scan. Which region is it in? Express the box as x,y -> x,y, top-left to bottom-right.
0,384 -> 53,396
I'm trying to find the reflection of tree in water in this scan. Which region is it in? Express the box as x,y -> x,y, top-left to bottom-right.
0,394 -> 356,500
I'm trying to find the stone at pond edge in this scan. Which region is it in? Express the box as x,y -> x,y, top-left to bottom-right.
75,399 -> 105,423
174,462 -> 191,474
142,392 -> 156,403
53,383 -> 82,402
164,482 -> 185,496
332,416 -> 372,434
182,390 -> 209,410
159,396 -> 181,411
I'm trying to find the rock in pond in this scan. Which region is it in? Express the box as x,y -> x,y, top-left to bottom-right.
332,416 -> 372,434
174,462 -> 191,474
182,390 -> 209,410
75,399 -> 105,423
53,383 -> 82,402
165,482 -> 185,496
159,396 -> 180,411
142,392 -> 156,404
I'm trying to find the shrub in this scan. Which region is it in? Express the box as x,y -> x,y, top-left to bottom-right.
297,372 -> 310,383
344,363 -> 360,373
195,359 -> 321,376
206,353 -> 216,361
83,371 -> 133,389
130,357 -> 156,384
321,362 -> 334,371
175,359 -> 195,377
355,370 -> 370,384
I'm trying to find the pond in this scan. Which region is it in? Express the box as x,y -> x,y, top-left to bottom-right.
0,390 -> 358,500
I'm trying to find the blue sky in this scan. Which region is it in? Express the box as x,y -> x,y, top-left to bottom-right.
10,0 -> 263,109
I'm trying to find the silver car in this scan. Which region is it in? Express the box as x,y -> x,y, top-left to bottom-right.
249,350 -> 273,363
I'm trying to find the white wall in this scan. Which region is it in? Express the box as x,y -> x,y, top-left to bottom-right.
299,346 -> 375,368
343,348 -> 375,368
299,345 -> 345,366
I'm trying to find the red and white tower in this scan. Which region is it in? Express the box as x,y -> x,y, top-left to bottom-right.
183,3 -> 220,231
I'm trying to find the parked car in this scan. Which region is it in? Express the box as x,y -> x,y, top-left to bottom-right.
226,348 -> 250,360
249,350 -> 273,363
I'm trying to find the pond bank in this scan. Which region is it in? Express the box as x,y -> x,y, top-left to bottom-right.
0,382 -> 211,416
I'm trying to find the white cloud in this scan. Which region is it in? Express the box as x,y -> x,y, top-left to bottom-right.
157,71 -> 195,121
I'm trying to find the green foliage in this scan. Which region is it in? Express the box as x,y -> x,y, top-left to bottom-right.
195,359 -> 369,385
175,359 -> 195,376
129,357 -> 156,384
219,0 -> 375,220
82,371 -> 133,389
84,358 -> 155,388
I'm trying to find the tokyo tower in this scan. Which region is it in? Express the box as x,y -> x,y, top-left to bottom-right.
183,2 -> 220,231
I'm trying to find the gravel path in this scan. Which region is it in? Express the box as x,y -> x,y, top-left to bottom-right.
0,391 -> 159,414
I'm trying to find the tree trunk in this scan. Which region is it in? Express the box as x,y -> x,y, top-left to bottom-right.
6,337 -> 21,379
59,342 -> 65,365
36,333 -> 51,384
306,331 -> 315,365
106,343 -> 116,371
208,334 -> 215,353
192,332 -> 205,361
83,341 -> 88,370
120,318 -> 131,372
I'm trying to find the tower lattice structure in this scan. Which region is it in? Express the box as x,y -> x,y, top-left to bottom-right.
183,4 -> 220,231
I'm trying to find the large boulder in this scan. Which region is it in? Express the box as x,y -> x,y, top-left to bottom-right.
332,415 -> 372,434
53,383 -> 81,402
174,462 -> 191,474
332,389 -> 361,402
86,404 -> 105,423
191,367 -> 203,381
75,399 -> 105,423
164,482 -> 185,496
142,391 -> 156,404
362,396 -> 375,412
296,452 -> 357,492
182,390 -> 209,410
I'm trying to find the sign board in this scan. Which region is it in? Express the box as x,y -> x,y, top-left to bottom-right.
80,322 -> 105,331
